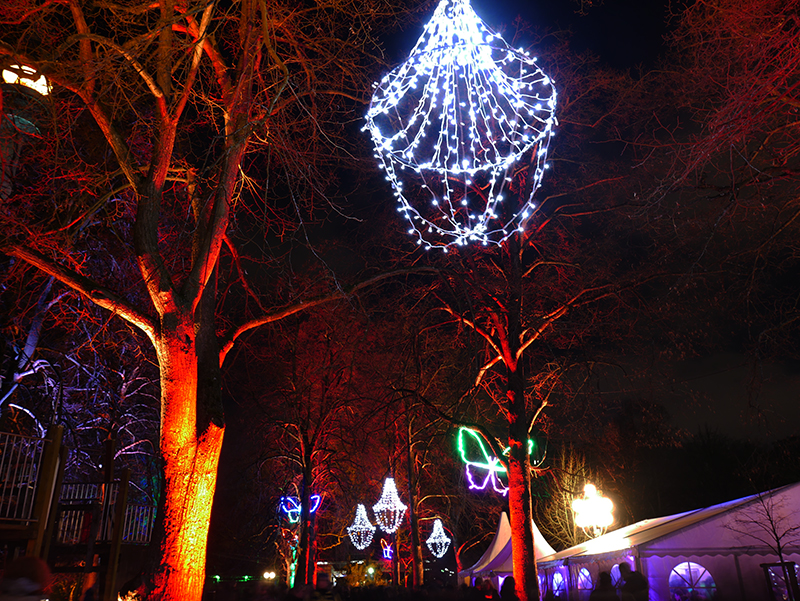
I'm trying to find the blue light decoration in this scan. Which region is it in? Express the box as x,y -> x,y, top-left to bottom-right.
363,0 -> 557,250
456,426 -> 542,496
280,494 -> 321,524
380,538 -> 394,560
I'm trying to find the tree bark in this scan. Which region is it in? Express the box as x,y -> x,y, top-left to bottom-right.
406,421 -> 424,588
507,393 -> 537,601
150,314 -> 225,600
504,239 -> 539,601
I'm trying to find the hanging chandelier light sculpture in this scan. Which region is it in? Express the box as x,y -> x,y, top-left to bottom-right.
372,477 -> 408,533
347,504 -> 377,550
426,519 -> 452,558
364,0 -> 557,250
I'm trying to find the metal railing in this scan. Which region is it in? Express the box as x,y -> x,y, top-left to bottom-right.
56,482 -> 156,545
0,431 -> 46,523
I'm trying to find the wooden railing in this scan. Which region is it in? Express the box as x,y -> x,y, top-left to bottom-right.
0,431 -> 46,523
55,482 -> 156,545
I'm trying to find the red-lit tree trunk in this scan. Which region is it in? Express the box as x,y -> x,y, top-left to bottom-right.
503,239 -> 539,601
507,374 -> 537,601
297,445 -> 315,586
438,236 -> 583,601
406,434 -> 424,588
150,316 -> 225,598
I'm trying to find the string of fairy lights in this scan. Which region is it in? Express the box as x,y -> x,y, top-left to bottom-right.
364,0 -> 557,249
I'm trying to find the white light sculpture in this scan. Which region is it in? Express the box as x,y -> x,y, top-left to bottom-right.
572,483 -> 614,538
372,477 -> 407,533
426,519 -> 451,558
347,504 -> 376,550
364,0 -> 557,250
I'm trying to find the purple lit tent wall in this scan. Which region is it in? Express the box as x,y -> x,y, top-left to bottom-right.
458,512 -> 556,589
536,481 -> 800,601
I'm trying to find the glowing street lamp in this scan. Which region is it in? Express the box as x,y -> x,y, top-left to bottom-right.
572,483 -> 614,538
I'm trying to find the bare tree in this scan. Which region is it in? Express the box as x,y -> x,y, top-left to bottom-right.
0,0 -> 422,597
535,444 -> 598,550
726,488 -> 800,601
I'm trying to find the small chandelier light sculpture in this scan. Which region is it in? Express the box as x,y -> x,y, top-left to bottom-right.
426,519 -> 452,558
373,477 -> 408,533
347,504 -> 377,550
364,0 -> 557,250
572,483 -> 614,539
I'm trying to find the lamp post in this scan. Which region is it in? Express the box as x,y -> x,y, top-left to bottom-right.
572,483 -> 614,539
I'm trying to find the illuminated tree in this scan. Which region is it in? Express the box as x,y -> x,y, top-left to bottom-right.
628,0 -> 800,435
725,487 -> 800,601
0,0 -> 422,598
534,444 -> 597,549
362,0 -> 647,596
0,272 -> 159,496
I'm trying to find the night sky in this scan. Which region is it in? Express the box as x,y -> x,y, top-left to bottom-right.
376,0 -> 799,443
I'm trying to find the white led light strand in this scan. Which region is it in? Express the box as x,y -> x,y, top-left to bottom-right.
372,478 -> 407,533
426,519 -> 451,558
364,0 -> 557,249
347,504 -> 377,550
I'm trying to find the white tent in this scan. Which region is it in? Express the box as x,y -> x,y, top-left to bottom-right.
458,512 -> 556,587
537,481 -> 800,601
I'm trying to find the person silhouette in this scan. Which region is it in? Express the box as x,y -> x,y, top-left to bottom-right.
589,572 -> 619,601
618,563 -> 648,601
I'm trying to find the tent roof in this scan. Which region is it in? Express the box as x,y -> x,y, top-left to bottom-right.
459,512 -> 556,578
460,512 -> 511,576
538,481 -> 800,566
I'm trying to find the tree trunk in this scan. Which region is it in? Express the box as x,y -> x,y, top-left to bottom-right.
406,432 -> 423,588
150,315 -> 225,600
507,419 -> 538,601
297,455 -> 314,585
504,238 -> 539,601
